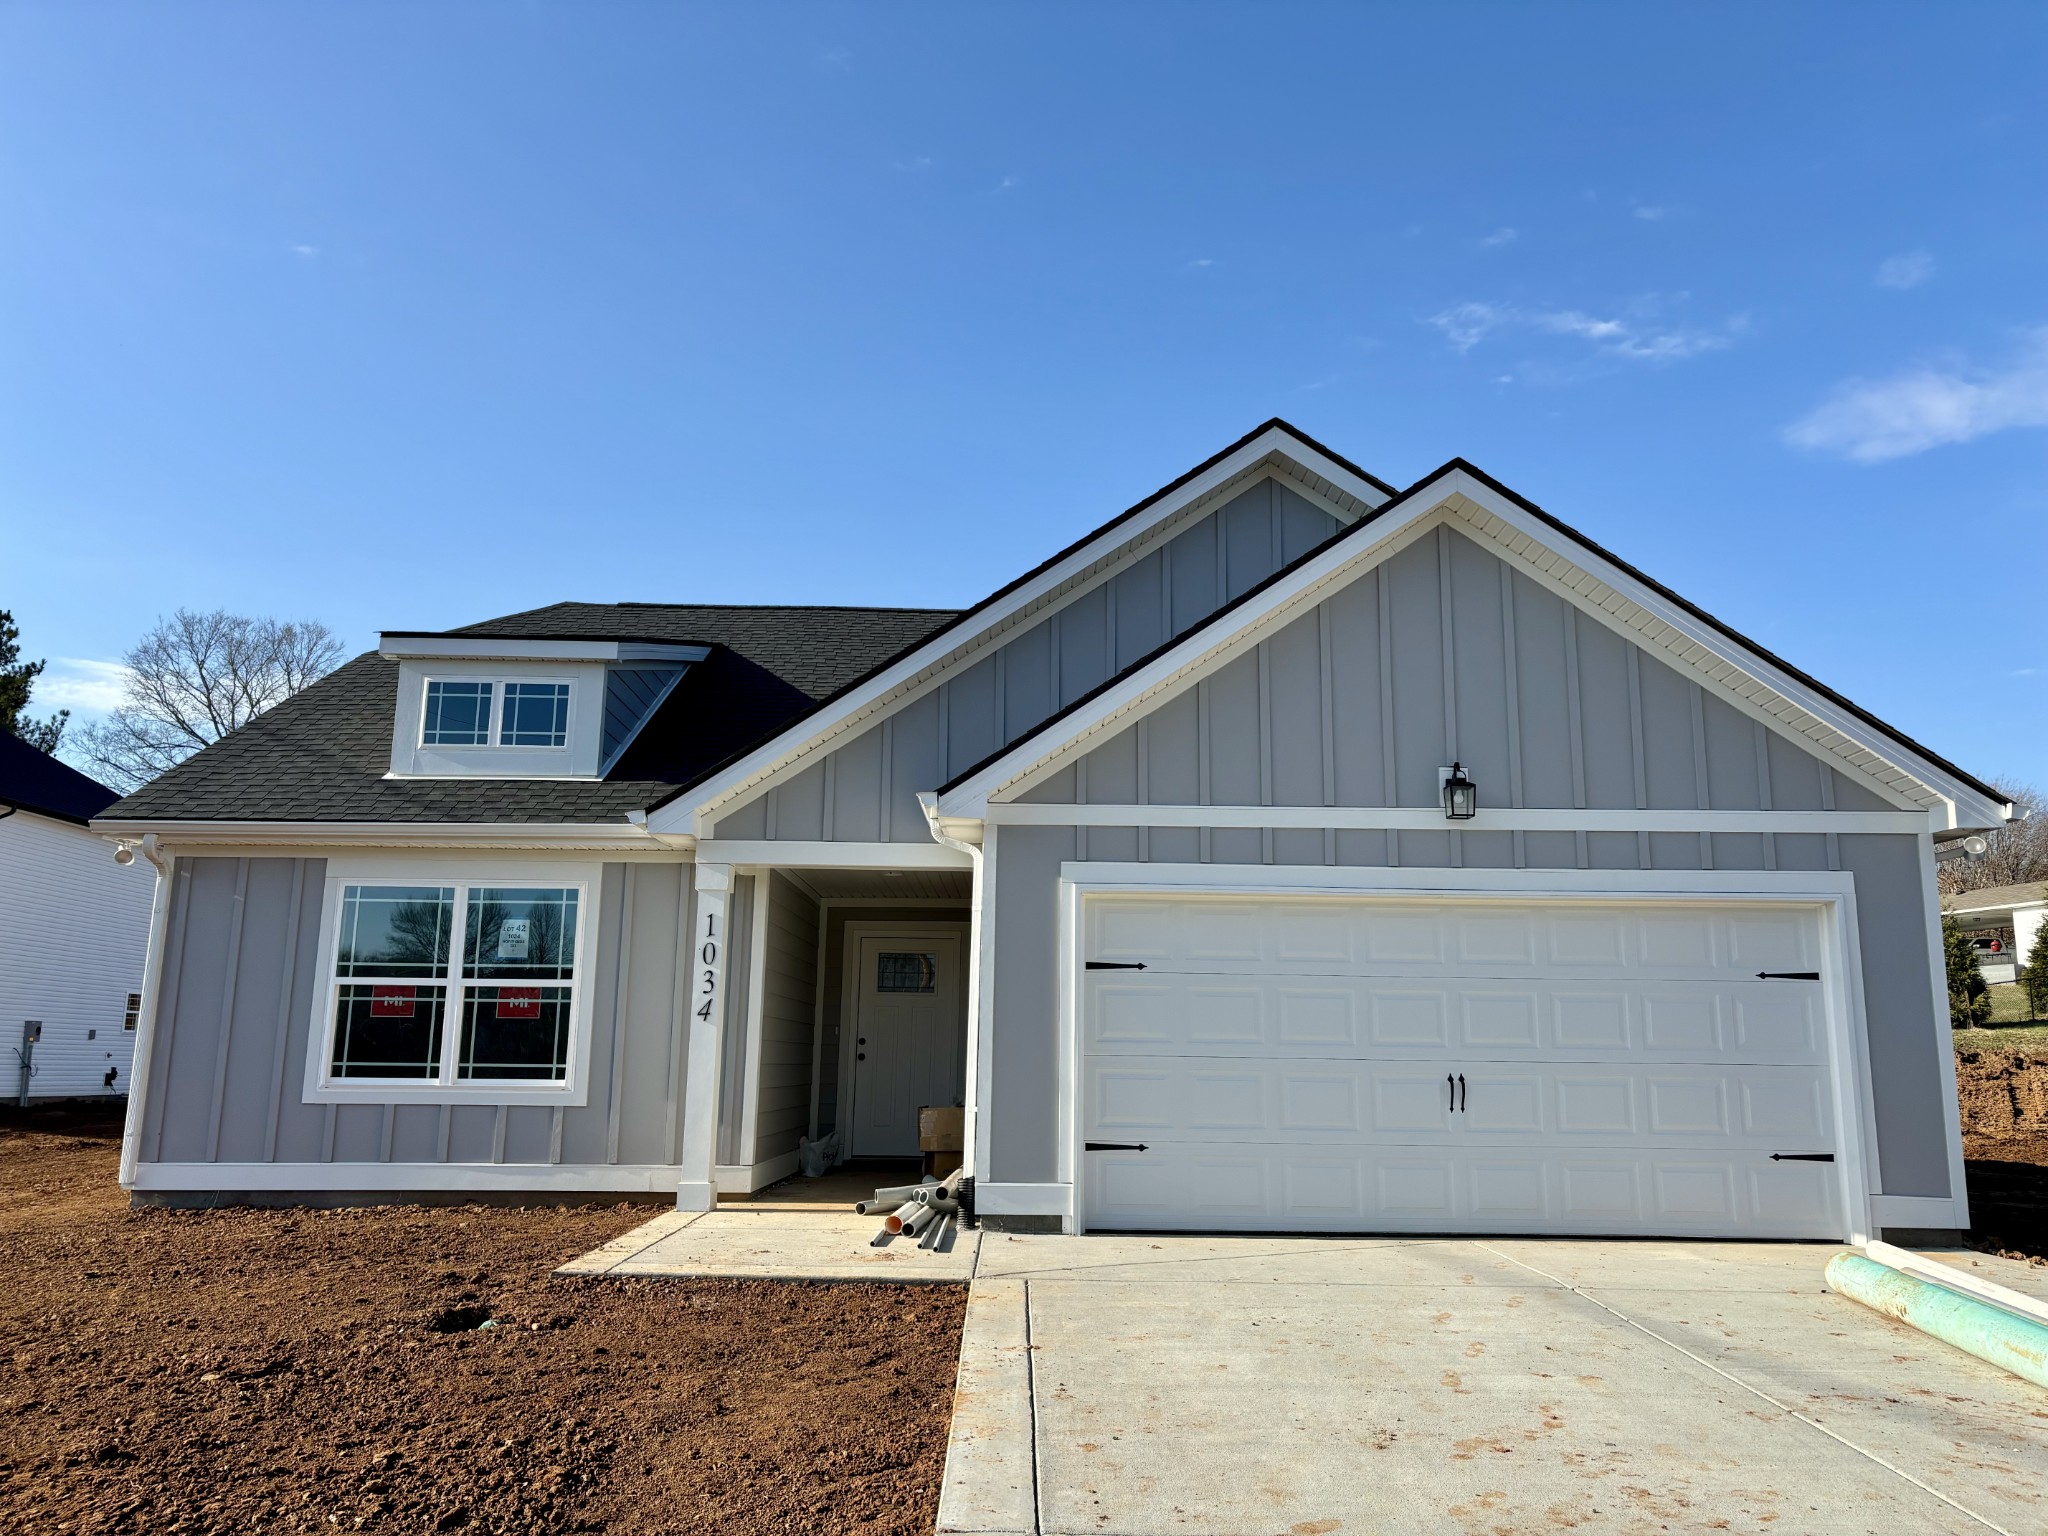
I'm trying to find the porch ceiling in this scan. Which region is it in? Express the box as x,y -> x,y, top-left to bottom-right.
795,868 -> 973,900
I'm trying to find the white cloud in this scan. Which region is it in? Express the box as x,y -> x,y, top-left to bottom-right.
1478,227 -> 1518,248
1186,256 -> 1215,269
36,658 -> 130,715
290,243 -> 319,258
1428,299 -> 1742,362
1785,327 -> 2048,462
1632,204 -> 1669,221
994,174 -> 1018,192
892,155 -> 932,173
1875,251 -> 1934,290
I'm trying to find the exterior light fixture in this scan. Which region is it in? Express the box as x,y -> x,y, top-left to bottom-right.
1442,762 -> 1477,821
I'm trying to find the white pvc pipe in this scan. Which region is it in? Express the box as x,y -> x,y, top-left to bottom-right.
1864,1241 -> 2048,1328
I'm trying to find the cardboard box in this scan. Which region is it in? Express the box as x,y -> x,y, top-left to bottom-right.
918,1106 -> 964,1152
923,1149 -> 963,1180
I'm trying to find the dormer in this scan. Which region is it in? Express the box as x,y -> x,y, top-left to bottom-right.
378,632 -> 708,779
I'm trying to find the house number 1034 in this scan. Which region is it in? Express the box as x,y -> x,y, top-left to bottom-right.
696,912 -> 719,1021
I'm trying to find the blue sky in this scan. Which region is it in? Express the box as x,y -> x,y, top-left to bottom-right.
3,4 -> 2044,786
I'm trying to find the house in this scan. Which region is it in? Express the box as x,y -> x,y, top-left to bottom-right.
95,421 -> 2012,1243
1,733 -> 154,1101
1941,882 -> 2047,985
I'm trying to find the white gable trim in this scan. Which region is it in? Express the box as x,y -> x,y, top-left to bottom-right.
936,469 -> 2007,830
647,427 -> 1390,838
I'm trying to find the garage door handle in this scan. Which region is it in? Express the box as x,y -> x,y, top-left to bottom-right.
1085,961 -> 1149,971
1448,1073 -> 1455,1111
1458,1073 -> 1467,1112
1755,971 -> 1820,981
1084,1141 -> 1150,1152
1770,1152 -> 1835,1162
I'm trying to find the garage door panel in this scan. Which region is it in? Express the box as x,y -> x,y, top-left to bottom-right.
1088,897 -> 1818,985
1084,1143 -> 1841,1237
1087,975 -> 1826,1065
1088,1055 -> 1832,1150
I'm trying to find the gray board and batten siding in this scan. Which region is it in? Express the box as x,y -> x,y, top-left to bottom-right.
981,523 -> 1950,1199
711,475 -> 1348,844
136,857 -> 705,1194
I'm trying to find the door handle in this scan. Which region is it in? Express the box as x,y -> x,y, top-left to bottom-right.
1447,1073 -> 1455,1112
1458,1073 -> 1467,1112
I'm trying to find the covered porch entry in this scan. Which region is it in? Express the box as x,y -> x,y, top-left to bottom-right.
679,848 -> 973,1209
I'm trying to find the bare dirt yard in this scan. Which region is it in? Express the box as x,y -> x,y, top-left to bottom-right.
0,1104 -> 964,1536
1954,1045 -> 2048,1263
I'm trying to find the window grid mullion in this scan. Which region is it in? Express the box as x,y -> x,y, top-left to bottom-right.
441,884 -> 469,1085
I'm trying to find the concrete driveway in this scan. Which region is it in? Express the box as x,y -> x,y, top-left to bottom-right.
938,1236 -> 2048,1536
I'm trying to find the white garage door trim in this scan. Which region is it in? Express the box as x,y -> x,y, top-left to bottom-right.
1056,864 -> 1878,1241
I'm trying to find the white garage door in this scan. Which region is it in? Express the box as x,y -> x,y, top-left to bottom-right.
1080,894 -> 1847,1238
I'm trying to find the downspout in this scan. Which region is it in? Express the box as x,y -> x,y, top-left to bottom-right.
117,834 -> 172,1191
919,793 -> 986,1183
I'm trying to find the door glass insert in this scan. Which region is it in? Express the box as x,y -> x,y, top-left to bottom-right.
877,951 -> 938,994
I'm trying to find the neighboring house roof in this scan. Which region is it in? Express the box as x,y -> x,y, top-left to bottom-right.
935,455 -> 2009,819
97,604 -> 957,825
0,731 -> 122,825
1943,882 -> 2048,917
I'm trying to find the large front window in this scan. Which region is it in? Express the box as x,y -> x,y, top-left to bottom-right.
326,881 -> 583,1087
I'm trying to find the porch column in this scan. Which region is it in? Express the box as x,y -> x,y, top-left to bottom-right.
677,860 -> 732,1212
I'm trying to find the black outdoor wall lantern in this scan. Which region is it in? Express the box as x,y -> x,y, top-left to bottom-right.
1442,762 -> 1477,820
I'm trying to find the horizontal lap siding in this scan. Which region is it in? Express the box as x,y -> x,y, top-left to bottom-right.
139,857 -> 693,1188
983,525 -> 1948,1201
0,812 -> 153,1099
749,873 -> 820,1166
718,477 -> 1345,842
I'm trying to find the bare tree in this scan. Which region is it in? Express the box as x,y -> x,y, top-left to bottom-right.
78,609 -> 345,791
1938,780 -> 2048,895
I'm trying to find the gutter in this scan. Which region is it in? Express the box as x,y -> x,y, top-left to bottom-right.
89,817 -> 686,852
117,835 -> 172,1191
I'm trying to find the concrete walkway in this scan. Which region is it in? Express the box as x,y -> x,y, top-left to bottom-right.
940,1235 -> 2048,1536
554,1206 -> 979,1283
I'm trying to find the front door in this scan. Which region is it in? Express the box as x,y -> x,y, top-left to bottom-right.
849,932 -> 966,1158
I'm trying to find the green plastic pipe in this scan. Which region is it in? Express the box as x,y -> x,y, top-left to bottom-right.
1826,1252 -> 2048,1391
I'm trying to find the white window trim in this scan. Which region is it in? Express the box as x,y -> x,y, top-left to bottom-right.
302,857 -> 602,1107
420,675 -> 574,752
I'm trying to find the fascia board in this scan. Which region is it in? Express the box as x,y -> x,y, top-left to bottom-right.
647,426 -> 1386,838
1435,472 -> 2004,828
88,817 -> 683,852
940,467 -> 1997,825
937,486 -> 1454,815
377,635 -> 708,664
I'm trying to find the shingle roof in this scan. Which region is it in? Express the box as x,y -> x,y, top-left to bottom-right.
1944,882 -> 2048,915
0,732 -> 122,825
97,603 -> 957,825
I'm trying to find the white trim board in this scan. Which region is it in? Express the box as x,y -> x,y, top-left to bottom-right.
130,1161 -> 688,1193
647,427 -> 1393,840
696,840 -> 972,869
938,478 -> 2006,830
986,805 -> 1934,834
1051,864 -> 1885,1243
93,819 -> 684,853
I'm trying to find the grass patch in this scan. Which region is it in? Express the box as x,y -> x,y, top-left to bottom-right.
1953,986 -> 2048,1050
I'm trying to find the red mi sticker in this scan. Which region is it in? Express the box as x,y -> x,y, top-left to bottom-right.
496,987 -> 542,1020
369,986 -> 416,1017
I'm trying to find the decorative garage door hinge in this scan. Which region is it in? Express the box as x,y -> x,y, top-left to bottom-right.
1085,960 -> 1149,970
1084,1141 -> 1150,1152
1755,971 -> 1821,981
1769,1152 -> 1836,1162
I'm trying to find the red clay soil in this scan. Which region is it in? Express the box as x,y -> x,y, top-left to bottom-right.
1955,1047 -> 2048,1264
0,1103 -> 965,1536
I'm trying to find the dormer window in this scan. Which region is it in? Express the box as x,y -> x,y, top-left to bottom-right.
422,681 -> 494,747
499,682 -> 571,748
380,633 -> 707,780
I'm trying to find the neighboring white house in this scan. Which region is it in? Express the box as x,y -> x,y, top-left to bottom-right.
1942,882 -> 2047,985
1,733 -> 154,1102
